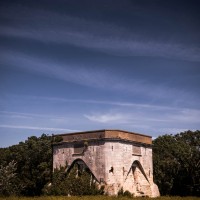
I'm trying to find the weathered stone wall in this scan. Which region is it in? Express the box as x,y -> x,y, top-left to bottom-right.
103,141 -> 154,196
53,130 -> 160,197
53,140 -> 106,181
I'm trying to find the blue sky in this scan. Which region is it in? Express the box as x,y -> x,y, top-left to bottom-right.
0,0 -> 200,147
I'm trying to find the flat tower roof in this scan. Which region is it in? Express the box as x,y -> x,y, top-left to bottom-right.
53,129 -> 152,145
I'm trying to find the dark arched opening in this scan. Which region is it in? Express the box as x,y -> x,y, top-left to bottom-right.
132,160 -> 149,183
125,160 -> 149,184
66,159 -> 99,182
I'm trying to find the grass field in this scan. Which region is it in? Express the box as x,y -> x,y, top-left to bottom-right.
1,196 -> 199,200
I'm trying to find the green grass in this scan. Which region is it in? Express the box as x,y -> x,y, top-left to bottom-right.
1,196 -> 200,200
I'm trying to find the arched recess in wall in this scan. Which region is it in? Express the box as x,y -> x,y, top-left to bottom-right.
66,158 -> 99,182
125,160 -> 149,183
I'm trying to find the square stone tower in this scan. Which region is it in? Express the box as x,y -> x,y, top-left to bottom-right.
52,129 -> 160,197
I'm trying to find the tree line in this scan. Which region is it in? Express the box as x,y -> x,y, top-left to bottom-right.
153,130 -> 200,196
0,131 -> 199,196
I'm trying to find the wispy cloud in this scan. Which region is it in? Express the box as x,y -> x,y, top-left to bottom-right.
84,113 -> 124,123
0,111 -> 69,121
0,6 -> 199,62
0,124 -> 79,132
83,103 -> 200,131
12,95 -> 200,113
84,111 -> 170,124
1,51 -> 197,106
0,50 -> 113,89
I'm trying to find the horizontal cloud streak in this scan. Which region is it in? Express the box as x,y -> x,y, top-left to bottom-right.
84,109 -> 200,124
1,25 -> 199,62
84,113 -> 124,123
0,50 -> 112,89
83,108 -> 200,137
0,111 -> 69,121
1,51 -> 197,107
0,124 -> 79,132
0,6 -> 199,62
14,95 -> 200,113
80,97 -> 200,130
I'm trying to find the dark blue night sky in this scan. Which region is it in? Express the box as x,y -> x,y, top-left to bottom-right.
0,0 -> 200,147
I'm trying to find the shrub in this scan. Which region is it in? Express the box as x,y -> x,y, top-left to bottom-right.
44,163 -> 104,196
117,188 -> 133,198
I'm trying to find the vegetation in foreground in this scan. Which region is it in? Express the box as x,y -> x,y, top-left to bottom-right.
0,130 -> 199,197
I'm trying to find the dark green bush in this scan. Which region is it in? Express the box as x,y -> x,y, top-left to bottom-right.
117,188 -> 133,198
44,163 -> 104,196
